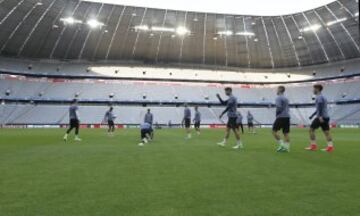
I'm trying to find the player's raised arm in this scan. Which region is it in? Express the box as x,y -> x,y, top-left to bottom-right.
216,94 -> 227,105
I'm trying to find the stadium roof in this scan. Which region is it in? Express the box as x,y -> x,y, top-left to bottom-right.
81,0 -> 337,16
0,0 -> 359,69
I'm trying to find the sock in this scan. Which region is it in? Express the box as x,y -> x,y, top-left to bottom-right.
236,140 -> 242,146
327,141 -> 333,147
283,142 -> 290,149
222,138 -> 227,144
310,140 -> 317,146
277,139 -> 284,147
187,133 -> 192,138
64,134 -> 68,139
143,138 -> 148,143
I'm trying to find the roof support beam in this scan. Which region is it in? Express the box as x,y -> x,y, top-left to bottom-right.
50,1 -> 82,59
325,5 -> 360,53
280,16 -> 301,66
92,5 -> 116,59
132,8 -> 148,58
261,17 -> 275,68
0,1 -> 39,53
155,10 -> 168,63
302,12 -> 330,62
79,4 -> 105,59
17,0 -> 58,57
313,9 -> 346,60
178,11 -> 188,63
105,6 -> 126,60
242,17 -> 251,68
0,0 -> 25,25
289,15 -> 314,64
202,13 -> 207,64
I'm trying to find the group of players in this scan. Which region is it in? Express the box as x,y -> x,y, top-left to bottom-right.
63,83 -> 334,152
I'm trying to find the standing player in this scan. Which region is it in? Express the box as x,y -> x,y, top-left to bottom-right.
236,111 -> 244,134
144,108 -> 154,139
193,106 -> 201,135
247,111 -> 256,134
138,122 -> 153,146
144,109 -> 153,125
272,86 -> 291,152
63,99 -> 81,141
182,103 -> 192,139
305,84 -> 334,152
104,106 -> 116,136
216,87 -> 243,149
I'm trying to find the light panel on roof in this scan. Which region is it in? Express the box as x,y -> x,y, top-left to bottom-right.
300,24 -> 321,32
81,0 -> 336,16
326,17 -> 347,26
60,17 -> 82,24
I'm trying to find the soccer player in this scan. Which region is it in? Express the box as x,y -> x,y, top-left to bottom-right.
193,106 -> 201,135
138,122 -> 153,146
236,111 -> 244,134
63,99 -> 81,141
272,86 -> 291,152
216,87 -> 243,149
144,109 -> 153,125
305,84 -> 334,152
182,103 -> 192,139
144,108 -> 154,139
247,111 -> 256,134
104,106 -> 116,136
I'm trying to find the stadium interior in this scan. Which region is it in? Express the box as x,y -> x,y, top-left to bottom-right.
0,0 -> 359,215
0,0 -> 359,126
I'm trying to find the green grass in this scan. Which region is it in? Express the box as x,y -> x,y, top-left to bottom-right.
0,128 -> 359,216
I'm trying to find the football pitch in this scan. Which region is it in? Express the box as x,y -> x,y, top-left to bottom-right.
0,128 -> 359,216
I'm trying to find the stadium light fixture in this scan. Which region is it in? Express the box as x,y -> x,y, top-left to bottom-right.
300,24 -> 321,32
235,31 -> 255,36
354,12 -> 359,17
134,25 -> 150,31
133,25 -> 190,35
151,26 -> 175,32
176,26 -> 190,35
87,19 -> 105,28
218,30 -> 233,36
60,17 -> 82,25
326,17 -> 347,26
